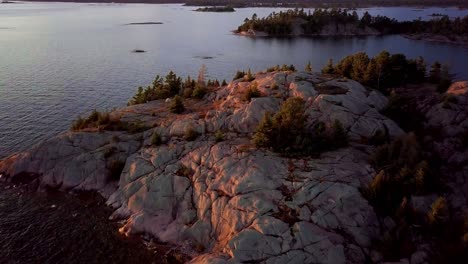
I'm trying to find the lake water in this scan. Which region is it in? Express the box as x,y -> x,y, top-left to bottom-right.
0,3 -> 467,158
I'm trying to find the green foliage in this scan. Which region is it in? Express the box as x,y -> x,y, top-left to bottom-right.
266,64 -> 295,72
332,51 -> 431,91
305,61 -> 313,72
321,59 -> 335,74
233,70 -> 246,80
71,110 -> 112,131
176,165 -> 193,178
128,71 -> 182,105
244,82 -> 262,101
253,97 -> 347,155
331,119 -> 348,148
192,84 -> 207,99
215,130 -> 225,142
245,69 -> 255,81
151,131 -> 162,146
381,93 -> 426,132
169,95 -> 185,114
253,112 -> 275,147
427,197 -> 449,225
238,8 -> 468,38
195,6 -> 235,12
363,133 -> 437,218
184,127 -> 199,141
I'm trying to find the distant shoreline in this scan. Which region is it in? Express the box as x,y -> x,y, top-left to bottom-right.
10,1 -> 468,9
404,33 -> 468,47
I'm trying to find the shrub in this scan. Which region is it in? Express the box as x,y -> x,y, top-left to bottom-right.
281,64 -> 296,71
427,197 -> 449,225
331,119 -> 348,148
176,165 -> 193,178
233,70 -> 246,80
128,71 -> 182,105
363,133 -> 438,219
305,61 -> 313,72
244,82 -> 262,102
151,131 -> 162,146
266,65 -> 279,72
245,69 -> 255,81
253,98 -> 349,155
215,130 -> 224,142
71,110 -> 151,134
184,127 -> 199,141
321,59 -> 335,74
381,94 -> 426,133
372,133 -> 422,171
71,110 -> 112,131
169,95 -> 185,114
253,112 -> 274,148
192,84 -> 207,99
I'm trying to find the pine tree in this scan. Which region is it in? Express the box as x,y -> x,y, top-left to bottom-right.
429,61 -> 442,83
169,95 -> 185,114
322,59 -> 335,74
305,61 -> 313,72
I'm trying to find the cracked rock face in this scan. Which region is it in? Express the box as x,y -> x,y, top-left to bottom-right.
0,71 -> 404,263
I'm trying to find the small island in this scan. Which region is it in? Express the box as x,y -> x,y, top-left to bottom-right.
124,22 -> 163,26
235,8 -> 468,46
194,6 -> 235,12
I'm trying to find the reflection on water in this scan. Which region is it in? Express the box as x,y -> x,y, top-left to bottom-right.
0,3 -> 467,158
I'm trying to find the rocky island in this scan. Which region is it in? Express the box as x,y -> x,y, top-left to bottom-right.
1,52 -> 467,263
235,9 -> 468,46
194,6 -> 235,12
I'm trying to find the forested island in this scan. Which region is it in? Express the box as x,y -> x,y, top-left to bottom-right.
236,8 -> 468,45
185,0 -> 468,8
194,6 -> 235,12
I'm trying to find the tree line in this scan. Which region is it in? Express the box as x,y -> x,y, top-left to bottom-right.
321,51 -> 453,93
185,0 -> 468,8
237,8 -> 468,37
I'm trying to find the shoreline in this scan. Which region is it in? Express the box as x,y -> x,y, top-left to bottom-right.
404,33 -> 468,47
7,1 -> 467,9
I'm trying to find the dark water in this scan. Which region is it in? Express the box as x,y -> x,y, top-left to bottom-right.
0,182 -> 164,264
0,3 -> 467,158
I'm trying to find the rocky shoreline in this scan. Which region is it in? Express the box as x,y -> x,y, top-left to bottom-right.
1,70 -> 467,263
235,22 -> 381,38
404,33 -> 468,46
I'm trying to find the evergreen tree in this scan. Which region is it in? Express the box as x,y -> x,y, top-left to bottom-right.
305,61 -> 313,72
429,61 -> 442,83
169,95 -> 185,114
322,59 -> 335,74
